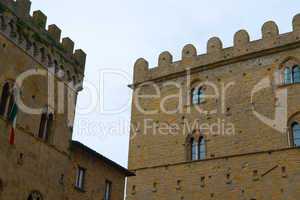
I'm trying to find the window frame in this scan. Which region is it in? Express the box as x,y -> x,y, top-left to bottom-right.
198,137 -> 206,160
291,122 -> 300,147
282,64 -> 300,85
38,110 -> 54,142
189,134 -> 206,161
191,87 -> 205,105
284,67 -> 292,84
75,166 -> 86,191
191,138 -> 198,161
104,180 -> 112,200
292,65 -> 300,83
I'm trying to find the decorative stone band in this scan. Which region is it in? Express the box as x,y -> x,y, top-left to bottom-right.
0,0 -> 86,74
132,14 -> 300,85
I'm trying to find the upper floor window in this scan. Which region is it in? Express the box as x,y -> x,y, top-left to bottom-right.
104,180 -> 112,200
0,82 -> 15,119
282,64 -> 300,85
191,87 -> 204,105
75,167 -> 86,191
199,137 -> 206,160
292,65 -> 300,83
38,109 -> 53,142
284,67 -> 292,84
189,133 -> 206,161
291,122 -> 300,147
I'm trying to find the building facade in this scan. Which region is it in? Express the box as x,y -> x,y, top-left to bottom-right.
0,0 -> 132,199
127,14 -> 300,199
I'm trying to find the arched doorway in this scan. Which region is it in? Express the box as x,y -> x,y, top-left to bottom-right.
27,191 -> 43,200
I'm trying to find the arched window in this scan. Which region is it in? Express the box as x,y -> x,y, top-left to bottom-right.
292,65 -> 300,83
191,88 -> 204,105
191,138 -> 198,161
27,191 -> 43,200
189,134 -> 206,161
284,67 -> 292,84
199,137 -> 206,160
292,122 -> 300,147
38,109 -> 54,142
0,82 -> 15,119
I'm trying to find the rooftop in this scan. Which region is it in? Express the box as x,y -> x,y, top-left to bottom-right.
71,141 -> 135,177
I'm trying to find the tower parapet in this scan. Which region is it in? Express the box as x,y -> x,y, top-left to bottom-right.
132,14 -> 300,85
0,0 -> 86,90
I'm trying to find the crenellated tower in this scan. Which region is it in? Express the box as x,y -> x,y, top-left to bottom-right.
0,0 -> 86,88
127,14 -> 300,200
132,14 -> 300,86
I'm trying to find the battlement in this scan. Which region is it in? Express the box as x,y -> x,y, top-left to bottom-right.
0,0 -> 86,89
133,14 -> 300,85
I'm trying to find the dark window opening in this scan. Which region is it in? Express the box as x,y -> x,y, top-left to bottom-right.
38,110 -> 53,142
0,82 -> 15,120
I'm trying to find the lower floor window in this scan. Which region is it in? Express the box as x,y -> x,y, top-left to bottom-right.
75,167 -> 86,190
104,180 -> 112,200
190,136 -> 206,161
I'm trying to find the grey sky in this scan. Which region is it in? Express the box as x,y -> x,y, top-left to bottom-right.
31,0 -> 300,167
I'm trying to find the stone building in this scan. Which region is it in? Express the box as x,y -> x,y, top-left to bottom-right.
127,14 -> 300,199
0,0 -> 133,200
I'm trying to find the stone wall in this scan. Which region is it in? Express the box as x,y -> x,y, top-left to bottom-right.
127,14 -> 300,199
68,144 -> 128,200
0,1 -> 130,199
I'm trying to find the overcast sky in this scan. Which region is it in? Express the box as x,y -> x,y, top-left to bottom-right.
31,0 -> 300,167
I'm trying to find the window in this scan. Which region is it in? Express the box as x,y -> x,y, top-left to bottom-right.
75,167 -> 86,190
199,137 -> 206,160
191,88 -> 204,105
284,67 -> 292,84
190,135 -> 206,161
104,180 -> 112,200
27,191 -> 43,200
292,122 -> 300,147
282,65 -> 300,84
191,138 -> 198,161
38,109 -> 53,142
0,82 -> 15,119
0,82 -> 10,116
292,65 -> 300,83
